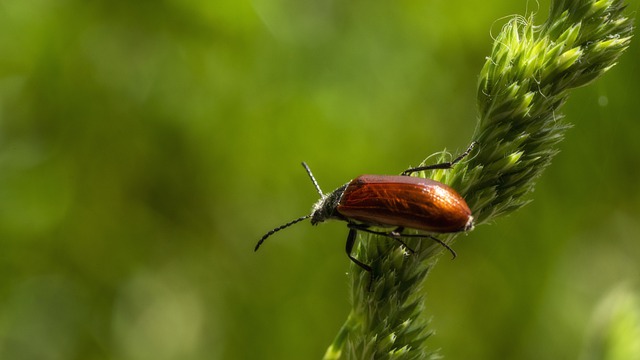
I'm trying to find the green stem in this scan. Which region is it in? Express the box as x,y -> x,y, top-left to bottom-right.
326,0 -> 633,358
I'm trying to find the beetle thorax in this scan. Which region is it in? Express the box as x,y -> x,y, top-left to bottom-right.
310,184 -> 348,225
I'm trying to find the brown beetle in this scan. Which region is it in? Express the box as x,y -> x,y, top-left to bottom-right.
255,142 -> 476,281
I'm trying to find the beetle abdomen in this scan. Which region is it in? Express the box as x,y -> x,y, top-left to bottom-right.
336,175 -> 473,233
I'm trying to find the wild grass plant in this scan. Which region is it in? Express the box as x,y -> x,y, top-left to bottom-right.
324,1 -> 634,358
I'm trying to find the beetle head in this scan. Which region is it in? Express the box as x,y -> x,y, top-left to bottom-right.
310,184 -> 347,225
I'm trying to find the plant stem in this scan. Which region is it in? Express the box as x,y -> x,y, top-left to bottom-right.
327,0 -> 633,358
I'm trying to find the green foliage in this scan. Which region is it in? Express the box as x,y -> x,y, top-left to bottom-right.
332,0 -> 634,358
0,0 -> 637,359
582,285 -> 640,360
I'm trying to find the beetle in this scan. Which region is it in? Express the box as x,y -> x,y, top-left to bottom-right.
255,142 -> 476,283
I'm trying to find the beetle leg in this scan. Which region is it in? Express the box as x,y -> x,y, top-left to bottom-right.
349,224 -> 415,253
345,228 -> 374,290
402,141 -> 477,176
393,233 -> 457,259
426,235 -> 456,259
348,224 -> 457,260
388,227 -> 415,254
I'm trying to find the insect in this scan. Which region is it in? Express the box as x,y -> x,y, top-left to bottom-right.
255,142 -> 476,284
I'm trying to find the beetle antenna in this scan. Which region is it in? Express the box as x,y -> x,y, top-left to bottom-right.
301,162 -> 324,197
255,215 -> 311,251
401,141 -> 478,176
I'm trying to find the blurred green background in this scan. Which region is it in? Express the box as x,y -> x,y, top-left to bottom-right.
0,0 -> 639,359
